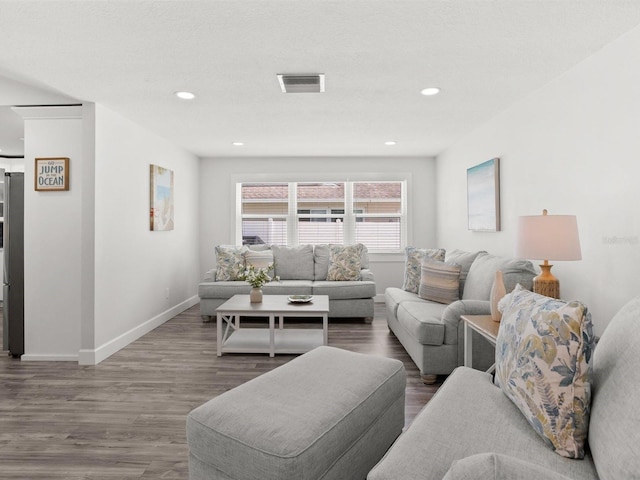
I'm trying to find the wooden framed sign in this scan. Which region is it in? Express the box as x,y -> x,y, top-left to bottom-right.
35,157 -> 70,191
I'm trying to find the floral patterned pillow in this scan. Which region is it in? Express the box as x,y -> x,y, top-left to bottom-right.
215,245 -> 247,281
326,244 -> 363,281
402,247 -> 446,293
495,285 -> 595,458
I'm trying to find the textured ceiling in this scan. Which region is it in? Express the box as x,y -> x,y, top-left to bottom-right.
1,1 -> 640,158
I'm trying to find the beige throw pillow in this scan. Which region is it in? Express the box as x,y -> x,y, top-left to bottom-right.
418,260 -> 461,304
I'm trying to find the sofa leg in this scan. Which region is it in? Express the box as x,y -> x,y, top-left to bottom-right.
201,315 -> 214,323
363,317 -> 373,324
421,374 -> 438,385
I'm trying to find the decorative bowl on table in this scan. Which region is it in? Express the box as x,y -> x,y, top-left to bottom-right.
288,295 -> 313,303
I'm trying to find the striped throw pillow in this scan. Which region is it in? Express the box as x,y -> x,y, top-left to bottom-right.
418,259 -> 462,304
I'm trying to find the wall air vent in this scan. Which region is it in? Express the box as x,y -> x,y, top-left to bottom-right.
277,74 -> 325,93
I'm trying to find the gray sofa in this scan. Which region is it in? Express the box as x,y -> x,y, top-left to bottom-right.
385,250 -> 536,383
199,244 -> 376,321
369,295 -> 640,480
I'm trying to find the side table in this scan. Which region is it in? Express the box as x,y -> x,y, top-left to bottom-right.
460,314 -> 500,373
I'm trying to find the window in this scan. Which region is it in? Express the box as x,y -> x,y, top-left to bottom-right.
238,181 -> 405,252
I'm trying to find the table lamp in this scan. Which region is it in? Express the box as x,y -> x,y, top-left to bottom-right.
515,209 -> 581,299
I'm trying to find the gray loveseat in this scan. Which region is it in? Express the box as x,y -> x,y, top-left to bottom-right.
385,250 -> 536,383
369,295 -> 640,479
199,244 -> 376,322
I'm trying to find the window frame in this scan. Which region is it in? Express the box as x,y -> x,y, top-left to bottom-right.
234,176 -> 409,254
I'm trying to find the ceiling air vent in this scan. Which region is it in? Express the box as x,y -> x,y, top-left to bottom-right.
277,74 -> 325,93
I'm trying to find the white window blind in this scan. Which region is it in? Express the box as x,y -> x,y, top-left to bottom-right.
238,180 -> 405,252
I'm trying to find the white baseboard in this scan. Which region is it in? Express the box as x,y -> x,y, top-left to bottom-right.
21,353 -> 78,362
78,295 -> 200,366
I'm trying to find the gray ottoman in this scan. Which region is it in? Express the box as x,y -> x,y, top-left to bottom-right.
187,346 -> 406,480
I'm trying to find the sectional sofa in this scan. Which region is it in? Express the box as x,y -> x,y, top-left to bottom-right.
198,244 -> 376,321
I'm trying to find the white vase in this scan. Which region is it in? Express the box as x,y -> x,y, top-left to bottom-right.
250,287 -> 263,303
490,270 -> 506,322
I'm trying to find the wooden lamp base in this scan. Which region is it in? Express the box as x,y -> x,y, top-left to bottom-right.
533,261 -> 560,299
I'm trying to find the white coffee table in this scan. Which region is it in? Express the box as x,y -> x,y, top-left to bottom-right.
216,294 -> 329,357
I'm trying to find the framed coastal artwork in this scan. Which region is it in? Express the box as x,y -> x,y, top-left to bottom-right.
467,157 -> 500,231
149,164 -> 174,231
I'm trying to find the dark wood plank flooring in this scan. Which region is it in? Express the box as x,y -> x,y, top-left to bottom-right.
0,303 -> 443,479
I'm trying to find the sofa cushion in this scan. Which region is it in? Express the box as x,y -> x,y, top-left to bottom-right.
262,280 -> 313,296
495,285 -> 595,459
199,281 -> 251,299
462,252 -> 536,301
244,248 -> 274,269
397,301 -> 446,345
327,243 -> 363,281
385,287 -> 420,319
312,280 -> 376,300
313,244 -> 331,280
367,367 -> 598,480
402,246 -> 446,293
272,244 -> 314,280
444,249 -> 485,298
418,260 -> 461,305
443,453 -> 575,480
589,295 -> 640,480
214,245 -> 248,281
199,280 -> 313,298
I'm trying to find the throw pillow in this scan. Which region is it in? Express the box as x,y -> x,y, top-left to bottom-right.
444,249 -> 486,298
418,259 -> 461,304
494,285 -> 595,459
244,249 -> 274,270
215,245 -> 247,281
326,244 -> 363,281
402,246 -> 446,293
271,244 -> 314,280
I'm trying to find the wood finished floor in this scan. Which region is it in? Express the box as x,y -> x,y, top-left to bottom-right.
0,303 -> 443,479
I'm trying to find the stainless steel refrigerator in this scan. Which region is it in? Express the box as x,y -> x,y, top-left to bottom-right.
3,172 -> 24,358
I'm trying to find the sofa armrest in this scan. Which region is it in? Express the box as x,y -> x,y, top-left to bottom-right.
203,268 -> 217,282
360,268 -> 375,282
443,453 -> 573,480
441,299 -> 491,330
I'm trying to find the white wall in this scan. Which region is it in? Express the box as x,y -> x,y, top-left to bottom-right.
14,104 -> 200,363
19,106 -> 84,360
86,104 -> 200,363
199,156 -> 437,297
437,25 -> 640,336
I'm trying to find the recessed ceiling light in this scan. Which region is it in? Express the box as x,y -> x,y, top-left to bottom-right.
420,87 -> 440,96
232,142 -> 244,146
175,91 -> 195,100
384,141 -> 397,146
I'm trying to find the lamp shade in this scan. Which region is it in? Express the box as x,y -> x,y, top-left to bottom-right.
515,213 -> 582,261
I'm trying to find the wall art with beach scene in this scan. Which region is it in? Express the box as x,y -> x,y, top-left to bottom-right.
467,157 -> 500,231
149,164 -> 174,231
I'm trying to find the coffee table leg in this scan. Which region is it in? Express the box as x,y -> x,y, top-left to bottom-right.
269,314 -> 275,357
323,314 -> 328,345
217,312 -> 222,357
